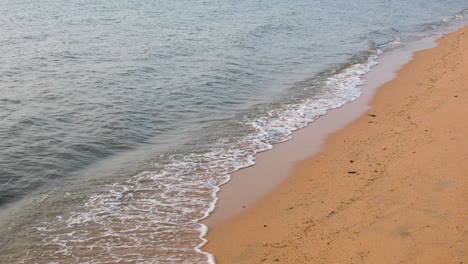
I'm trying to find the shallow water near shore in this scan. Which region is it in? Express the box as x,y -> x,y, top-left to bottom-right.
1,1 -> 467,263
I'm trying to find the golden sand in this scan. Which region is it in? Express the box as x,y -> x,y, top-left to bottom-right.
204,26 -> 468,263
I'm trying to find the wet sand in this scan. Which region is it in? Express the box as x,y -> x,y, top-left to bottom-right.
204,26 -> 468,263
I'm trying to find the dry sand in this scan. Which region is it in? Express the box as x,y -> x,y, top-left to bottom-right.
204,26 -> 468,263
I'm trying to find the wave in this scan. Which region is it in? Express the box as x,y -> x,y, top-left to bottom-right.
12,45 -> 380,264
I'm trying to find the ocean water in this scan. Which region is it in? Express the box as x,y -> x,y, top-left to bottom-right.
0,1 -> 467,263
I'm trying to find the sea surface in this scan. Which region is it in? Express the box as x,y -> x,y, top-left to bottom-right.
1,1 -> 467,263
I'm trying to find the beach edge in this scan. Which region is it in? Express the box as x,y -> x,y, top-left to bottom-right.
203,26 -> 468,264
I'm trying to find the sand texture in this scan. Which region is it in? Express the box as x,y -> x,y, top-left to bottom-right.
204,26 -> 468,263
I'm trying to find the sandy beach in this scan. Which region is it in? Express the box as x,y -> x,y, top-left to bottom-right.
204,26 -> 468,264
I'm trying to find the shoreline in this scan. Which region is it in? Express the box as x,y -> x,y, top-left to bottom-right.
203,26 -> 468,263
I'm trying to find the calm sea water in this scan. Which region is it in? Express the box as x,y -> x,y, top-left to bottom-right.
1,1 -> 467,263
